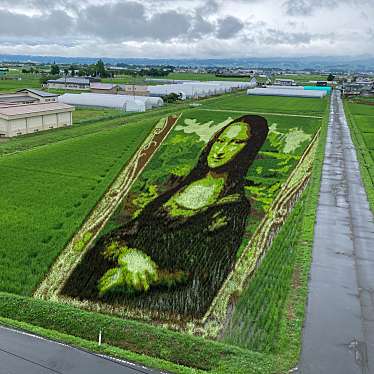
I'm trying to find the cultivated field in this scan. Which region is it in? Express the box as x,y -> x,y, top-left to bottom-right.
201,92 -> 328,115
0,118 -> 156,295
0,92 -> 330,373
0,75 -> 41,92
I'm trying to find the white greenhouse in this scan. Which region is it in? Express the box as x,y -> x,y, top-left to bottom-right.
246,87 -> 326,98
148,79 -> 255,100
58,93 -> 163,112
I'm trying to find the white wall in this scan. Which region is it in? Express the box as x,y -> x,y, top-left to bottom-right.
3,110 -> 73,137
57,112 -> 71,127
0,118 -> 8,137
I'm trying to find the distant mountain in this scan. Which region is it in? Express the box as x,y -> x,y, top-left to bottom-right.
0,54 -> 373,72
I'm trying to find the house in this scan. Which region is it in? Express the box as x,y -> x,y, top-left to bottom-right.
118,84 -> 150,96
90,83 -> 119,94
0,102 -> 74,138
343,81 -> 374,96
45,77 -> 100,90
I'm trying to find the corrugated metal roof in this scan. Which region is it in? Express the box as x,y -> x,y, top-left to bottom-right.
90,83 -> 118,90
17,88 -> 59,97
47,77 -> 91,85
0,102 -> 74,117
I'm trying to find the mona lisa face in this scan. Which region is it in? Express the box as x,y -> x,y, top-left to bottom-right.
207,122 -> 250,169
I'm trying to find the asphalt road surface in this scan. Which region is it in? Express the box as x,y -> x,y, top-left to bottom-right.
0,325 -> 160,374
298,90 -> 374,374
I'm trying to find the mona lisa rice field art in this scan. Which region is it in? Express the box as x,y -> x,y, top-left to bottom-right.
36,107 -> 321,334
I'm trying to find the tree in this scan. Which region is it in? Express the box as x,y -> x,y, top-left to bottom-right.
162,93 -> 182,103
95,59 -> 107,77
327,73 -> 335,81
70,64 -> 76,76
64,68 -> 69,76
50,63 -> 60,75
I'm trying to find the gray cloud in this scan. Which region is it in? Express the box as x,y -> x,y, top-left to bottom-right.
0,9 -> 73,36
282,0 -> 366,16
216,16 -> 243,39
77,2 -> 212,41
0,0 -> 372,58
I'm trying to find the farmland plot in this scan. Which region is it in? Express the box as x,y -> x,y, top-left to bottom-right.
59,107 -> 322,325
0,119 -> 156,295
201,93 -> 328,116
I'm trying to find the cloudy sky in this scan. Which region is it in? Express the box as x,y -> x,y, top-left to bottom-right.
0,0 -> 373,58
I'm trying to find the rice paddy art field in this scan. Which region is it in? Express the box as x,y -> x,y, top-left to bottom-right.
0,93 -> 330,373
41,97 -> 322,330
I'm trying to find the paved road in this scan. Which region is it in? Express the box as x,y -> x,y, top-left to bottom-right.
298,90 -> 374,374
0,325 -> 159,374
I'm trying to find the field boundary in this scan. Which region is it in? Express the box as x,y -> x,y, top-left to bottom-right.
198,108 -> 324,119
199,128 -> 320,337
34,114 -> 181,300
343,101 -> 374,213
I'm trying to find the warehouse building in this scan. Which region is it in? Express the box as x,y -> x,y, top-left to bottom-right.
0,102 -> 74,138
118,84 -> 150,96
0,89 -> 59,105
45,77 -> 100,90
17,89 -> 59,102
90,83 -> 119,94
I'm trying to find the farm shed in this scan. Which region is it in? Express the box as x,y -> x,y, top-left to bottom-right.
0,89 -> 59,105
0,102 -> 74,138
45,77 -> 99,90
118,84 -> 150,96
246,87 -> 327,98
274,78 -> 296,86
17,89 -> 59,102
90,83 -> 119,94
0,93 -> 38,105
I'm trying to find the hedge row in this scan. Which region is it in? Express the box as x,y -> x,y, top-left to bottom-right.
0,292 -> 270,373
